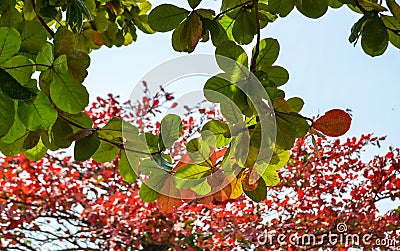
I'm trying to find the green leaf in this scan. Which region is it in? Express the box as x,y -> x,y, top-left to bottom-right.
0,132 -> 28,156
61,112 -> 93,130
0,27 -> 21,64
50,118 -> 74,148
92,141 -> 119,162
201,120 -> 231,147
259,167 -> 280,186
119,150 -> 138,183
259,66 -> 289,87
268,0 -> 295,17
387,0 -> 400,22
269,148 -> 290,169
76,0 -> 93,20
50,73 -> 89,114
188,0 -> 202,9
328,0 -> 344,8
296,0 -> 328,18
23,0 -> 36,21
174,164 -> 209,189
54,26 -> 76,56
0,8 -> 22,29
349,15 -> 368,44
53,55 -> 68,74
0,68 -> 36,100
192,179 -> 211,195
23,131 -> 41,150
74,131 -> 100,161
67,49 -> 90,82
172,12 -> 203,53
287,97 -> 304,112
361,15 -> 389,56
232,9 -> 257,45
186,138 -> 211,163
159,114 -> 182,149
243,176 -> 267,202
24,138 -> 47,161
148,4 -> 189,32
215,40 -> 248,69
1,102 -> 26,144
0,92 -> 14,137
220,99 -> 244,123
20,21 -> 47,54
139,183 -> 159,202
254,38 -> 280,70
36,43 -> 54,71
1,55 -> 34,85
18,92 -> 58,131
275,112 -> 309,149
359,0 -> 387,11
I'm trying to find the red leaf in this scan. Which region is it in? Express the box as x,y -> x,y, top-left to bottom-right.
313,109 -> 352,137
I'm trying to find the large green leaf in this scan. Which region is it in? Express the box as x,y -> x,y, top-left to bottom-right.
0,27 -> 21,64
18,92 -> 58,131
54,26 -> 76,56
275,112 -> 309,149
50,118 -> 74,148
159,114 -> 182,149
92,141 -> 119,162
36,43 -> 54,71
50,72 -> 89,114
20,21 -> 48,54
1,102 -> 26,144
0,68 -> 36,100
268,0 -> 295,17
186,138 -> 211,163
361,15 -> 389,56
67,50 -> 90,82
119,150 -> 138,183
296,0 -> 328,18
215,40 -> 248,71
74,130 -> 100,161
174,164 -> 210,189
232,9 -> 257,45
254,38 -> 280,70
139,183 -> 159,202
0,92 -> 14,137
0,132 -> 28,156
24,138 -> 47,161
2,55 -> 34,85
172,12 -> 203,53
148,4 -> 189,32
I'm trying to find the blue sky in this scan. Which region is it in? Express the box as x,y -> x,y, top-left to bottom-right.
85,1 -> 400,157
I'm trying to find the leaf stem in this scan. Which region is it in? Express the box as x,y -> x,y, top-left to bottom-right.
1,64 -> 52,70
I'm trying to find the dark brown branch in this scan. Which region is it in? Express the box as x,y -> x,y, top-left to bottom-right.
31,0 -> 55,38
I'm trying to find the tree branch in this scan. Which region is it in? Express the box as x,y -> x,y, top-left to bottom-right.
250,0 -> 261,73
31,0 -> 55,38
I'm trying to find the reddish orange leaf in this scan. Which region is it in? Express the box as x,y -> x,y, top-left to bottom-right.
157,194 -> 181,213
313,109 -> 352,137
